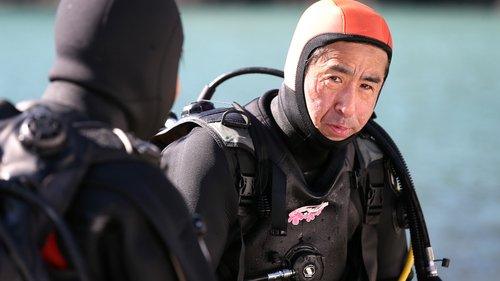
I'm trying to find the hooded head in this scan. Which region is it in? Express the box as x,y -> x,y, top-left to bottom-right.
42,0 -> 183,139
277,0 -> 392,149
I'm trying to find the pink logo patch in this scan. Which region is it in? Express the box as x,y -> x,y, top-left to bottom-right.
287,202 -> 329,225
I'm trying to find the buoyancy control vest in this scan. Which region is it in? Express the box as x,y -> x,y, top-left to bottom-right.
0,101 -> 214,281
153,91 -> 408,281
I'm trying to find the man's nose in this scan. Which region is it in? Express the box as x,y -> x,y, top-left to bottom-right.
334,85 -> 356,117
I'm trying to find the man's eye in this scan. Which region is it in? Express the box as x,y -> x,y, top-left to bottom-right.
328,76 -> 342,83
360,83 -> 373,91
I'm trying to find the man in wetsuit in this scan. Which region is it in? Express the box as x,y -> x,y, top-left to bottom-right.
158,0 -> 408,280
0,0 -> 215,280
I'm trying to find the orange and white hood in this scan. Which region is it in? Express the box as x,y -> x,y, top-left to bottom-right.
283,0 -> 393,92
275,0 -> 393,150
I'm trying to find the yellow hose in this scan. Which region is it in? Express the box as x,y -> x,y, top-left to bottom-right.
398,247 -> 414,281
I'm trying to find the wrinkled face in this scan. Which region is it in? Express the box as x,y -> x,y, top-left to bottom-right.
304,41 -> 388,141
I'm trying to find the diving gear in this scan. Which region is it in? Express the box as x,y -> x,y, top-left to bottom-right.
245,269 -> 296,281
18,105 -> 67,155
197,67 -> 285,102
156,89 -> 406,280
185,67 -> 285,120
243,244 -> 325,281
0,0 -> 216,279
159,65 -> 447,280
285,244 -> 325,281
363,121 -> 449,280
0,103 -> 216,281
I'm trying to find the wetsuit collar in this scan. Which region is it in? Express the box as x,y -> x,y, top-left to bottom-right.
267,87 -> 353,174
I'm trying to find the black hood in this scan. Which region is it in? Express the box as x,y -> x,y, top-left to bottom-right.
43,0 -> 183,139
271,85 -> 351,175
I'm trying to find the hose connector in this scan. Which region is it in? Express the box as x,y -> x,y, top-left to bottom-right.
426,247 -> 438,277
267,269 -> 296,280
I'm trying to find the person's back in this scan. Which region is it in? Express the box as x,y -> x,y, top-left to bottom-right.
0,104 -> 207,280
0,0 -> 215,280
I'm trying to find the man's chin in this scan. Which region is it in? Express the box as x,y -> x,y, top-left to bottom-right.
320,127 -> 354,141
322,130 -> 353,142
327,136 -> 350,142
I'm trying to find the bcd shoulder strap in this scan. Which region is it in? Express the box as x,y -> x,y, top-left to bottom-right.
153,107 -> 259,197
353,132 -> 402,281
154,106 -> 264,281
353,134 -> 386,226
153,105 -> 285,232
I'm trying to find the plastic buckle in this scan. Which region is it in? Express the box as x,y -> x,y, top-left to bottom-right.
221,108 -> 251,129
364,183 -> 384,225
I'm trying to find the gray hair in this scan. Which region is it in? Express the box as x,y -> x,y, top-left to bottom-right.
304,43 -> 390,79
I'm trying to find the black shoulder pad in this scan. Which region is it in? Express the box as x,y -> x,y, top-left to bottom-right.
152,107 -> 255,154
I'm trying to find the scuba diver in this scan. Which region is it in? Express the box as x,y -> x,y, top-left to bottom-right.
155,0 -> 448,280
0,0 -> 215,280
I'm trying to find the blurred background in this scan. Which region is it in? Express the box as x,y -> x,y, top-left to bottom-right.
1,0 -> 499,280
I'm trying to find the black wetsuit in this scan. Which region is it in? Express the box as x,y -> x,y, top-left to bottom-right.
0,0 -> 215,280
161,90 -> 407,281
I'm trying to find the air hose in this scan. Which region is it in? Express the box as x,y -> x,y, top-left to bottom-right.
197,66 -> 445,281
197,67 -> 284,102
364,120 -> 442,281
0,180 -> 91,281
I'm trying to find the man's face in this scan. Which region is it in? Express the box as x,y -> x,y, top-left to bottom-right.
304,41 -> 389,141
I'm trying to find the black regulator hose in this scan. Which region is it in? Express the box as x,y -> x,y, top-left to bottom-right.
0,220 -> 36,281
0,180 -> 91,281
363,120 -> 441,281
198,66 -> 444,281
197,67 -> 284,101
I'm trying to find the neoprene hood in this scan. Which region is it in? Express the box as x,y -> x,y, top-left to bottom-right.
43,0 -> 183,139
277,0 -> 393,149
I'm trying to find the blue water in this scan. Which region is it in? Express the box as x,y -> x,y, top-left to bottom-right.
1,3 -> 500,280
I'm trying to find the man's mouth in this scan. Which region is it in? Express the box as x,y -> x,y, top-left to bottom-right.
328,124 -> 351,139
